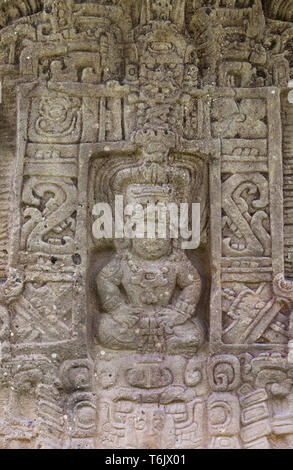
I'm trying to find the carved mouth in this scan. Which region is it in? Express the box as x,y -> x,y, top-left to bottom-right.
142,82 -> 178,98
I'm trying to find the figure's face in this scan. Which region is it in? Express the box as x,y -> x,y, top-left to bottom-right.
132,238 -> 171,260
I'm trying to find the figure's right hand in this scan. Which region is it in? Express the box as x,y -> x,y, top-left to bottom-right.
112,305 -> 141,328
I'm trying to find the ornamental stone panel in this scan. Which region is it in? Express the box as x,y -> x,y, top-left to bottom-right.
1,0 -> 293,450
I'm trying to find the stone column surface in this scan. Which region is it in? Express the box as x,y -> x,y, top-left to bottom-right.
1,0 -> 293,449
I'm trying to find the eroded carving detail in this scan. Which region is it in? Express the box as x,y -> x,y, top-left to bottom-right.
1,0 -> 293,449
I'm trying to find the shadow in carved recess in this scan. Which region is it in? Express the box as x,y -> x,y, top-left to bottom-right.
87,152 -> 210,359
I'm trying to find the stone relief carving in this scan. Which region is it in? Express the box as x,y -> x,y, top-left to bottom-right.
96,238 -> 205,356
1,0 -> 293,449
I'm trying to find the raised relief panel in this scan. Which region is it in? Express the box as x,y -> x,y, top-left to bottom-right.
1,0 -> 293,450
208,88 -> 285,351
28,94 -> 82,144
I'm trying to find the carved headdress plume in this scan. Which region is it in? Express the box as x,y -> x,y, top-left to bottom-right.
90,147 -> 208,250
140,0 -> 186,29
112,157 -> 191,204
91,143 -> 207,209
132,128 -> 177,156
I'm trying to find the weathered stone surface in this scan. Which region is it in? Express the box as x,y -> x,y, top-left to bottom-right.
1,0 -> 293,449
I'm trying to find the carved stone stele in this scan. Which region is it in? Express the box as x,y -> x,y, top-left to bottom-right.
2,0 -> 293,449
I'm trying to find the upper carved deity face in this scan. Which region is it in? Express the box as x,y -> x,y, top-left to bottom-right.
132,237 -> 172,260
140,50 -> 184,100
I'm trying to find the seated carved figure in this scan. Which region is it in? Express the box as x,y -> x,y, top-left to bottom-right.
96,237 -> 205,357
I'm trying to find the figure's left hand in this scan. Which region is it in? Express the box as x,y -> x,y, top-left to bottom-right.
157,308 -> 189,332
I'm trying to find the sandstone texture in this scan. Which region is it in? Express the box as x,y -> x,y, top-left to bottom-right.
1,0 -> 293,449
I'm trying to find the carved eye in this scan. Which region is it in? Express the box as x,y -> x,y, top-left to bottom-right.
145,273 -> 156,280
